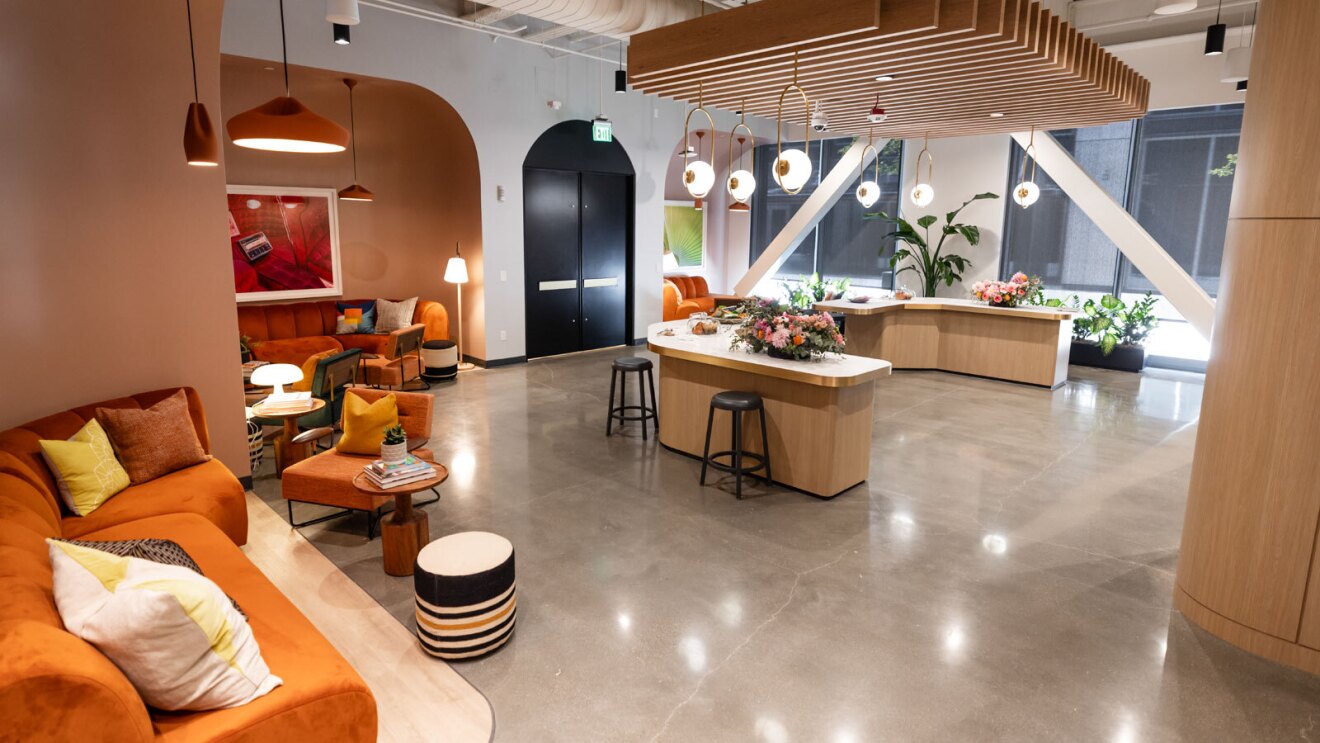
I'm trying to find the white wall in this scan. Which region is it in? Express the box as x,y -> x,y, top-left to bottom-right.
221,0 -> 773,354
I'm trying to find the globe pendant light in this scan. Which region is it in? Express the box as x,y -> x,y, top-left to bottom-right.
1205,0 -> 1226,55
1012,125 -> 1041,209
726,101 -> 756,210
773,52 -> 813,195
338,79 -> 374,202
909,133 -> 934,208
181,0 -> 218,167
855,127 -> 880,209
682,83 -> 716,200
227,0 -> 350,153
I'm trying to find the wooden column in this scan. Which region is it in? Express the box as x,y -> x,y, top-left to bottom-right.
1174,0 -> 1320,674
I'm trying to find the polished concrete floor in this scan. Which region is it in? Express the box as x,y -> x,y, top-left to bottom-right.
251,349 -> 1320,742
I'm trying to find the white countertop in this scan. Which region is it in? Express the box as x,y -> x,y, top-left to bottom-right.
646,321 -> 891,388
815,296 -> 1074,320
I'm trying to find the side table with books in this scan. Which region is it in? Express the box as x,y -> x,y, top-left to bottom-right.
250,395 -> 325,477
353,455 -> 449,576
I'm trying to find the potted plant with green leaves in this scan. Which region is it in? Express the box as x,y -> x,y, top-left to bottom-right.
783,273 -> 850,311
1068,292 -> 1160,372
877,192 -> 999,297
381,424 -> 408,465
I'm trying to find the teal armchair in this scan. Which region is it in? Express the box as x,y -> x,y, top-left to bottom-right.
252,348 -> 362,434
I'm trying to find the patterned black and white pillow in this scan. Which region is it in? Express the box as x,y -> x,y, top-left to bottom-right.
56,538 -> 245,617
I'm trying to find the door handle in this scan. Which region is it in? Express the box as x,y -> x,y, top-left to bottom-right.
539,280 -> 576,291
583,277 -> 619,288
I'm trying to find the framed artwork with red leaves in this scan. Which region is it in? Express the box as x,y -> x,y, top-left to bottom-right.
227,185 -> 342,302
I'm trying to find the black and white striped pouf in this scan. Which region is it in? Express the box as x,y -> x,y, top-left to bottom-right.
414,531 -> 516,660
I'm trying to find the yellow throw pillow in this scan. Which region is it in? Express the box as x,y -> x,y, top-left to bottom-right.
292,349 -> 337,393
336,393 -> 399,455
39,419 -> 131,516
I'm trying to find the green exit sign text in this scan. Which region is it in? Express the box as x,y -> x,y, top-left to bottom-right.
592,118 -> 613,143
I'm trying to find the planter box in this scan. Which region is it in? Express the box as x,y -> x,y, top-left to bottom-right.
1069,340 -> 1145,372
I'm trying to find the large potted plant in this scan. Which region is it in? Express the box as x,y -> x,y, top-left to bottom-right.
1068,293 -> 1159,372
877,192 -> 999,297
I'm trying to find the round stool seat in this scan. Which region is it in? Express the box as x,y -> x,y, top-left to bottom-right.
612,356 -> 653,372
711,390 -> 763,412
421,340 -> 458,381
414,531 -> 516,660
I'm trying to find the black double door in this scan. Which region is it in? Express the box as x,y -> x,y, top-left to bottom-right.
524,168 -> 629,359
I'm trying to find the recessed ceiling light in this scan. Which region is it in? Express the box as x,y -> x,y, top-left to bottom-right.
875,74 -> 895,82
989,112 -> 1005,118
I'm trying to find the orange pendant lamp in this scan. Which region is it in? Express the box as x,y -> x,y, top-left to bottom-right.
182,0 -> 218,166
337,78 -> 374,201
227,0 -> 348,153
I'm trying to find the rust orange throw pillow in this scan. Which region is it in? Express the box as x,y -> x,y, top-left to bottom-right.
96,390 -> 210,484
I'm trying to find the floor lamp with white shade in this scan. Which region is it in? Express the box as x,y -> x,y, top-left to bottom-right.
444,243 -> 476,371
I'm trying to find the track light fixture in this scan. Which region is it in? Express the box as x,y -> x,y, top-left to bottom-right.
333,23 -> 351,44
773,52 -> 813,195
909,133 -> 934,207
182,0 -> 219,167
615,41 -> 627,93
1204,0 -> 1225,55
727,101 -> 756,209
1012,126 -> 1041,209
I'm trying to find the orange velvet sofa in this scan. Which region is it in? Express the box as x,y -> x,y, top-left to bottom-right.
0,388 -> 378,742
663,275 -> 740,321
238,298 -> 448,366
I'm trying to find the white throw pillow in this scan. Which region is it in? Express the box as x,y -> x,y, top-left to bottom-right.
47,540 -> 283,711
375,297 -> 418,333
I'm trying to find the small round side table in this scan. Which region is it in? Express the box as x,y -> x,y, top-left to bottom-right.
353,462 -> 450,576
250,398 -> 326,477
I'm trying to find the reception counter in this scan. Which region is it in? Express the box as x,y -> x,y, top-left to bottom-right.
815,298 -> 1074,388
647,320 -> 891,498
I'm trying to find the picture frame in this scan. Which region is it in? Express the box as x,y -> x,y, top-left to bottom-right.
663,200 -> 706,269
227,185 -> 343,303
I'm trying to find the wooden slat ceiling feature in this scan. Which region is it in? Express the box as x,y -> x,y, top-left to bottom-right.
627,0 -> 1148,139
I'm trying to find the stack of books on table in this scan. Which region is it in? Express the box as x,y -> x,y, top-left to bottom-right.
363,455 -> 436,489
257,391 -> 314,414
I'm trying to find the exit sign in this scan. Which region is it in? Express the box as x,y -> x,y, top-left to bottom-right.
592,117 -> 613,142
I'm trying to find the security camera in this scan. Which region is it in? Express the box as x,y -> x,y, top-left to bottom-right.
810,102 -> 829,133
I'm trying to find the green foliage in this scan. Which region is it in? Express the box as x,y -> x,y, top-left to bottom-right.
1071,292 -> 1160,355
663,205 -> 704,267
878,192 -> 998,297
783,273 -> 850,311
1210,152 -> 1237,178
383,424 -> 407,446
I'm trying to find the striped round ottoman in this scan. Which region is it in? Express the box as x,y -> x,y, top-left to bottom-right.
413,531 -> 516,660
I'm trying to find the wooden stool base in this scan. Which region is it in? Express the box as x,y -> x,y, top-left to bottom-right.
382,510 -> 429,576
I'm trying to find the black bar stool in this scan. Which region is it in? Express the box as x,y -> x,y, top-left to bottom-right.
701,391 -> 771,499
607,357 -> 658,439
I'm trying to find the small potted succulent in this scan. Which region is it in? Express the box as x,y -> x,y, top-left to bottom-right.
380,424 -> 407,465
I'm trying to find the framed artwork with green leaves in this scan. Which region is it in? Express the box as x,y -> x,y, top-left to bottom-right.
663,201 -> 704,269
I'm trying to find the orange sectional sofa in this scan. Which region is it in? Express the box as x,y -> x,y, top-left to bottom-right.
0,388 -> 377,742
238,298 -> 448,366
663,275 -> 741,321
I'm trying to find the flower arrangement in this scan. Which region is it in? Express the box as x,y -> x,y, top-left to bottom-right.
730,298 -> 845,361
971,272 -> 1042,308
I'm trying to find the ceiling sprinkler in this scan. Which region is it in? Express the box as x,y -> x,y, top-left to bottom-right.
867,95 -> 887,124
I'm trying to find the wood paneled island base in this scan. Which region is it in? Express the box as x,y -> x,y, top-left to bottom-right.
648,322 -> 891,499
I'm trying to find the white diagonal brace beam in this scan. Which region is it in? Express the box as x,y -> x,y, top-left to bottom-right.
1015,130 -> 1216,340
733,139 -> 882,296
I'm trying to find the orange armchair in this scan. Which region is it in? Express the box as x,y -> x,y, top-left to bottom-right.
663,275 -> 742,321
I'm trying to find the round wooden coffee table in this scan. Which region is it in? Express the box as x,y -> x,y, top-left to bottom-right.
353,462 -> 449,576
250,398 -> 326,477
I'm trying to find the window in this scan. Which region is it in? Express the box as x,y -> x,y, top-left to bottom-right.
749,138 -> 903,287
1000,104 -> 1242,369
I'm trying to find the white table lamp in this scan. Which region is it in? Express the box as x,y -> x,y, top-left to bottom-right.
444,243 -> 476,371
250,363 -> 303,397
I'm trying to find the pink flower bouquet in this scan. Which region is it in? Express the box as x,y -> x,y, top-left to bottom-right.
731,307 -> 846,361
971,272 -> 1042,308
